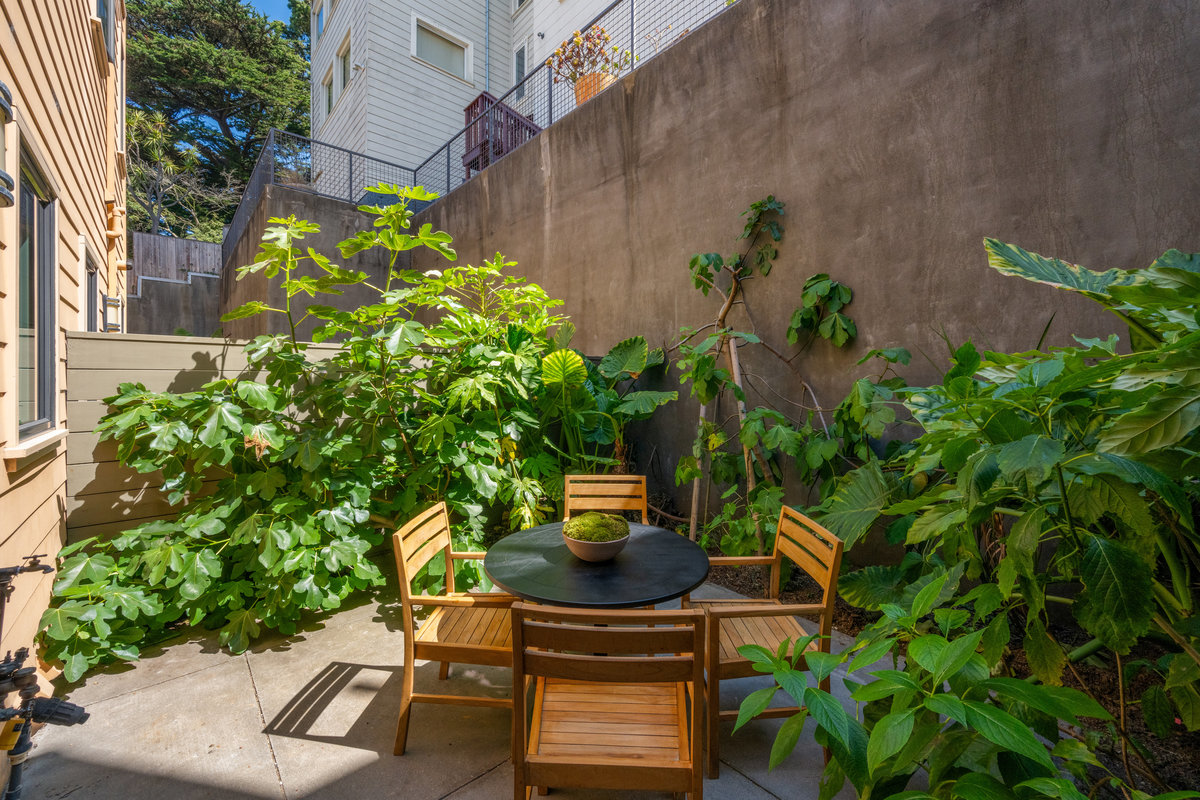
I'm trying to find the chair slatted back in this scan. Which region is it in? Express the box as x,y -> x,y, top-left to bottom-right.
392,501 -> 455,603
512,605 -> 703,684
771,507 -> 844,633
563,474 -> 648,523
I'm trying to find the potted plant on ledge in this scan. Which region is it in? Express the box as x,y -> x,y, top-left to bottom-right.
547,25 -> 634,105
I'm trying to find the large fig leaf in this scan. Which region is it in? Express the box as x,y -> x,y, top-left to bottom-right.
614,390 -> 677,417
815,461 -> 895,549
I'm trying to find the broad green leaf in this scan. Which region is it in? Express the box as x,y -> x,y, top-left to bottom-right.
235,381 -> 277,410
542,349 -> 587,389
1014,778 -> 1089,800
839,565 -> 907,611
734,686 -> 776,732
816,461 -> 894,549
908,635 -> 949,675
984,238 -> 1140,299
1022,618 -> 1065,686
1142,685 -> 1175,738
599,336 -> 649,379
768,710 -> 808,769
906,506 -> 968,545
54,553 -> 116,593
614,390 -> 678,417
219,609 -> 261,654
1073,536 -> 1155,653
199,403 -> 243,448
1098,385 -> 1200,455
932,630 -> 984,685
866,708 -> 914,774
1170,683 -> 1200,731
221,301 -> 272,321
963,700 -> 1054,768
997,435 -> 1064,488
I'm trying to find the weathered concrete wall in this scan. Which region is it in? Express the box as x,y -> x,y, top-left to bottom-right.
409,0 -> 1200,504
127,273 -> 222,337
221,184 -> 394,340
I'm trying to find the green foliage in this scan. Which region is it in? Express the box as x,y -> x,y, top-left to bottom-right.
562,512 -> 630,542
793,239 -> 1200,793
40,184 -> 673,680
675,197 -> 867,555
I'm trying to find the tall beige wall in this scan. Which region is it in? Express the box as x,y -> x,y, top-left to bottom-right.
0,1 -> 127,657
409,0 -> 1200,504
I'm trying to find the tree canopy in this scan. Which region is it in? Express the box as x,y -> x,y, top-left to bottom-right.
127,0 -> 310,239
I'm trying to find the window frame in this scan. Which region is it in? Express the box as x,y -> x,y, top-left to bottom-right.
321,69 -> 334,117
16,155 -> 56,441
338,34 -> 352,94
512,0 -> 530,15
314,2 -> 325,40
85,253 -> 100,333
96,0 -> 116,61
411,16 -> 473,84
0,81 -> 12,208
513,38 -> 530,100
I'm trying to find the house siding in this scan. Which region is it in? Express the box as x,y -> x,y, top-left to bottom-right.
0,0 -> 127,660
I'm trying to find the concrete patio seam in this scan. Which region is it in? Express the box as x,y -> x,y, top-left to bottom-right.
243,653 -> 288,800
436,757 -> 510,799
720,759 -> 785,799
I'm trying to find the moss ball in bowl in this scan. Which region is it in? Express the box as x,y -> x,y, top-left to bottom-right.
562,512 -> 631,561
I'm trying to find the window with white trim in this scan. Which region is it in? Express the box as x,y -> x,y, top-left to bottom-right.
514,40 -> 528,100
413,19 -> 470,81
322,70 -> 334,117
314,2 -> 325,39
17,155 -> 56,439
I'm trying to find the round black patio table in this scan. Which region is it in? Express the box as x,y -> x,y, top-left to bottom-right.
483,522 -> 710,608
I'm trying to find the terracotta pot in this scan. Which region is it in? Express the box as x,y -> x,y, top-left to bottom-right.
574,73 -> 617,105
563,532 -> 629,562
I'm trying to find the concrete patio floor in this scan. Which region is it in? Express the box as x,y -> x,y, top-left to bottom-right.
25,580 -> 861,799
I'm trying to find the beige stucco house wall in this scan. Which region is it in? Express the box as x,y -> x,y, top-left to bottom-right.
0,0 -> 127,660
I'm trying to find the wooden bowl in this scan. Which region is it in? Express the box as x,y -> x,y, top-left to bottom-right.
563,532 -> 630,562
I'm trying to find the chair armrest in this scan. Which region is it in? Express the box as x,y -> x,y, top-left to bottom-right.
450,551 -> 487,560
705,602 -> 826,619
708,556 -> 775,566
410,593 -> 517,607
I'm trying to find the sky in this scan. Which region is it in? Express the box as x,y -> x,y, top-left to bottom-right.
250,0 -> 293,23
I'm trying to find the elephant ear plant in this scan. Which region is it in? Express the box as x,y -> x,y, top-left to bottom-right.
741,241 -> 1200,796
39,185 -> 609,681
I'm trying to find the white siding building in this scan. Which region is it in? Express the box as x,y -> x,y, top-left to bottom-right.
310,0 -> 728,179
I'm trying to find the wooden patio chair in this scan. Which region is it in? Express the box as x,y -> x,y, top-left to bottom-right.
392,501 -> 516,755
563,474 -> 648,523
511,602 -> 706,799
684,506 -> 844,778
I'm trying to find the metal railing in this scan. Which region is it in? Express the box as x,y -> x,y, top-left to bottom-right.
414,0 -> 732,198
223,129 -> 417,265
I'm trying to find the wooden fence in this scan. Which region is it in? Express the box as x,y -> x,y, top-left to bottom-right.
64,332 -> 337,543
130,232 -> 220,285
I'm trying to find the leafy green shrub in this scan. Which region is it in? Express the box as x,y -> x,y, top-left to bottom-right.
745,240 -> 1200,794
40,185 -> 675,680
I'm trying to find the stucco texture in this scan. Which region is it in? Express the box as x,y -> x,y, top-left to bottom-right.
404,0 -> 1200,502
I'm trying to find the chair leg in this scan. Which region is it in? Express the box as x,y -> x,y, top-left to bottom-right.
394,662 -> 415,755
439,661 -> 450,680
706,624 -> 721,779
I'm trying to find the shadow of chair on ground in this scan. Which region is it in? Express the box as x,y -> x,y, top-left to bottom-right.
263,659 -> 511,756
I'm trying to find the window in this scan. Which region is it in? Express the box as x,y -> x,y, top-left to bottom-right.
322,71 -> 333,116
514,41 -> 528,100
17,158 -> 55,439
338,37 -> 352,93
315,3 -> 324,39
514,0 -> 530,11
86,258 -> 99,333
0,81 -> 11,209
96,0 -> 116,60
413,20 -> 470,81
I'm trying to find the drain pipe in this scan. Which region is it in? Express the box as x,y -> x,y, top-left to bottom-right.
485,0 -> 490,93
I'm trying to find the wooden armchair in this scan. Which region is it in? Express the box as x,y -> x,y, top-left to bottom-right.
511,602 -> 705,799
685,506 -> 843,778
563,474 -> 648,523
392,502 -> 516,755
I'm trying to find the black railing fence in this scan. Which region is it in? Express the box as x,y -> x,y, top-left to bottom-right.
223,130 -> 416,264
414,0 -> 730,197
224,0 -> 732,261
